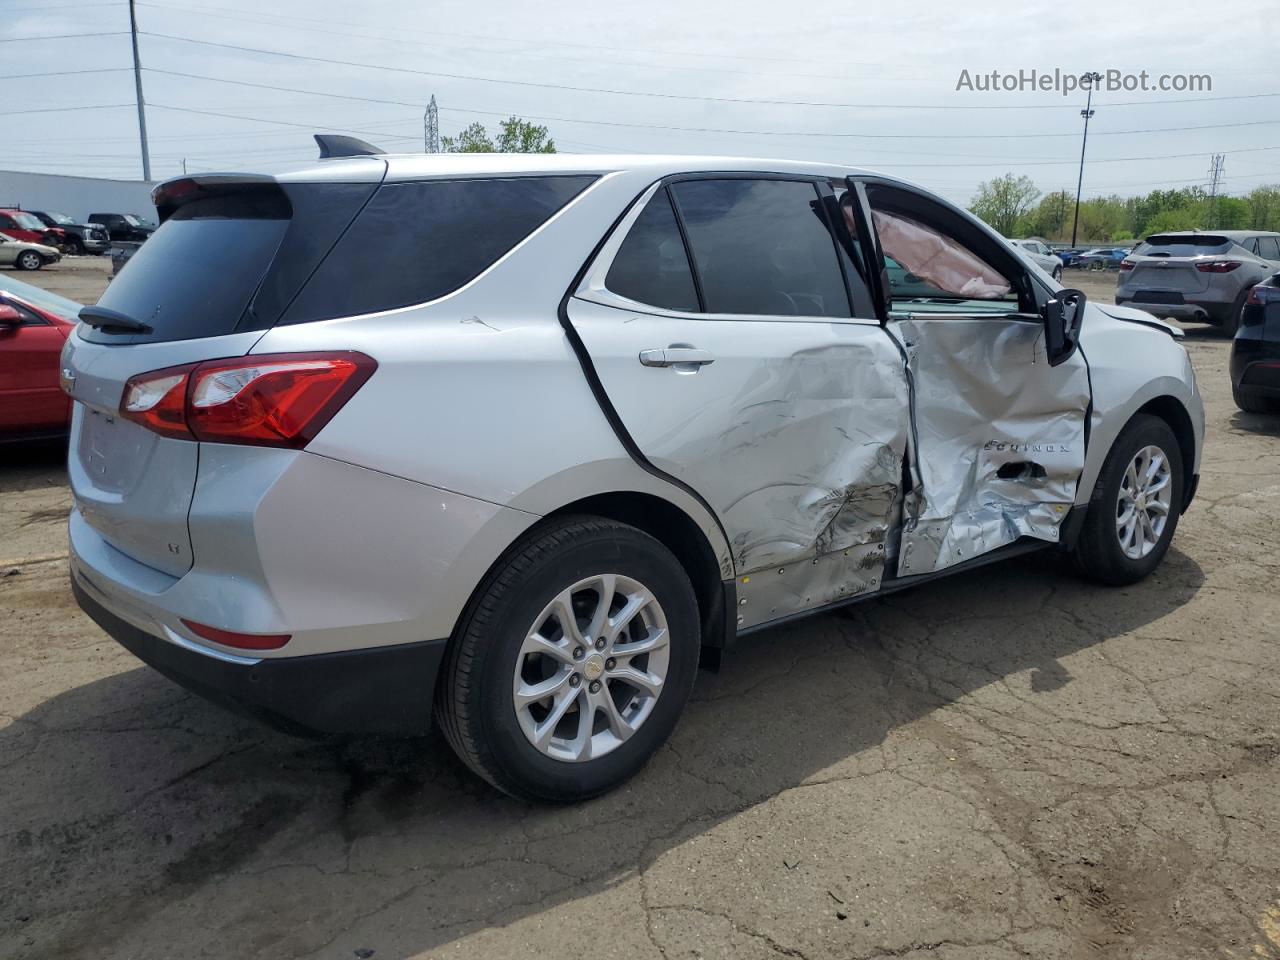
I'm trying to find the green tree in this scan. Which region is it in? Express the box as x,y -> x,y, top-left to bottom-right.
1143,208 -> 1202,234
968,174 -> 1041,235
1243,186 -> 1280,230
441,121 -> 495,153
442,116 -> 556,154
495,116 -> 556,153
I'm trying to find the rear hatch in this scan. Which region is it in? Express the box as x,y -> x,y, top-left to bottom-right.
1126,234 -> 1234,296
65,169 -> 383,576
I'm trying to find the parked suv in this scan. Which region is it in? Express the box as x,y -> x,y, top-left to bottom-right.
86,212 -> 156,243
1117,231 -> 1280,335
28,211 -> 110,255
65,153 -> 1204,801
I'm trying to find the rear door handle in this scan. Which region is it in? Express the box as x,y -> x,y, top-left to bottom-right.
638,347 -> 715,368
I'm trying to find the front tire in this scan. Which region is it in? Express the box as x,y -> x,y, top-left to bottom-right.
15,251 -> 42,271
436,516 -> 700,802
1072,414 -> 1184,585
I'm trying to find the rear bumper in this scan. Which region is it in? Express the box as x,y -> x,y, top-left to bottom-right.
1231,337 -> 1280,397
1117,291 -> 1235,324
73,576 -> 446,736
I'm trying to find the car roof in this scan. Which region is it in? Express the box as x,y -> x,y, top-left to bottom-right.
210,152 -> 891,186
1146,230 -> 1280,239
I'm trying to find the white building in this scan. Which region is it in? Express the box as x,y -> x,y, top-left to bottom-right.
0,170 -> 156,223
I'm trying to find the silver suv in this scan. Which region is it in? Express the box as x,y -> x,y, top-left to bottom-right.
65,149 -> 1204,801
1116,230 -> 1280,335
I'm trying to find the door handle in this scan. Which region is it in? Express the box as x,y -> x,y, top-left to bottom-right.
638,347 -> 715,368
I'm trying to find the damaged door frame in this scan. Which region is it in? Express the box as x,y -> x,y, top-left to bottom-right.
845,175 -> 1094,580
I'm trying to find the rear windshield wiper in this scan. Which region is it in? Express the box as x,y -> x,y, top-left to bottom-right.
79,305 -> 152,334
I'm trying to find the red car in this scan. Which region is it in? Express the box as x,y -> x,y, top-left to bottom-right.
0,209 -> 66,249
0,276 -> 79,441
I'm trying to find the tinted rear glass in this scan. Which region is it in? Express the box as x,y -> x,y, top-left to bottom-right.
1134,235 -> 1231,256
670,179 -> 850,318
605,187 -> 699,312
282,175 -> 595,324
89,190 -> 289,344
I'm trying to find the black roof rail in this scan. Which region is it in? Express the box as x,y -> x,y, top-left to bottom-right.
313,134 -> 385,159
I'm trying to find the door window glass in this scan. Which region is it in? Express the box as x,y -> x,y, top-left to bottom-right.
872,208 -> 1020,315
671,179 -> 851,318
1258,236 -> 1280,260
605,188 -> 699,312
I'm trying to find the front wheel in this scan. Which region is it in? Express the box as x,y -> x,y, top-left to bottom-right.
15,251 -> 42,271
1072,414 -> 1184,585
436,516 -> 701,802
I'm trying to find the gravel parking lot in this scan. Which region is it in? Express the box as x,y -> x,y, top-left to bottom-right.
3,261 -> 1278,960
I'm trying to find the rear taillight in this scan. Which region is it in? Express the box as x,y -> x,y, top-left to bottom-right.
1195,260 -> 1242,273
119,351 -> 375,447
1119,259 -> 1135,271
181,618 -> 291,650
121,364 -> 194,439
1245,284 -> 1280,304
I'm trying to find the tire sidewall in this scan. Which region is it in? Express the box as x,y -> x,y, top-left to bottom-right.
469,528 -> 700,800
17,252 -> 40,271
1092,418 -> 1184,579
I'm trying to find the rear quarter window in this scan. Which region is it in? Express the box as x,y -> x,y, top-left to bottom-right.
282,175 -> 596,324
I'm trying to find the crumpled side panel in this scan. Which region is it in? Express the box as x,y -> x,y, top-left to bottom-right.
891,317 -> 1089,575
698,337 -> 907,630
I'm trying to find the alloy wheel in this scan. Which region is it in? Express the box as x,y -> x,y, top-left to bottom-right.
513,573 -> 669,763
1115,444 -> 1173,560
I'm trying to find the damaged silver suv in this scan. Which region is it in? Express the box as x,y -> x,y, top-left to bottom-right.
65,144 -> 1204,801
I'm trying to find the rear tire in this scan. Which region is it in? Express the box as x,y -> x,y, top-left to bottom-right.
1071,414 -> 1184,586
1233,385 -> 1279,413
1221,289 -> 1248,338
436,516 -> 700,802
1052,265 -> 1063,282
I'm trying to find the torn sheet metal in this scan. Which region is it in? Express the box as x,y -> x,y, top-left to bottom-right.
890,316 -> 1090,576
713,340 -> 908,630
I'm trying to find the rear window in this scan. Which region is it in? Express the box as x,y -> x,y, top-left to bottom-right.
1134,235 -> 1232,256
88,189 -> 291,344
282,175 -> 595,324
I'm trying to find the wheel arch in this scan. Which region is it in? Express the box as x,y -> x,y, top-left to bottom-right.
543,492 -> 733,652
1132,395 -> 1198,511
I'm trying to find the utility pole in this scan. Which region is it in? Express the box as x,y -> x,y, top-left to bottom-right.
424,95 -> 440,153
128,0 -> 151,181
1207,153 -> 1225,228
1071,71 -> 1102,247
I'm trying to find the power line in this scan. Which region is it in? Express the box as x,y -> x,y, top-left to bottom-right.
0,31 -> 129,42
139,67 -> 1280,142
0,67 -> 133,80
0,103 -> 134,116
137,31 -> 1280,117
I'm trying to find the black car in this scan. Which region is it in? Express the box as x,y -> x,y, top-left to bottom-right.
1231,273 -> 1280,412
28,211 -> 110,255
87,213 -> 156,243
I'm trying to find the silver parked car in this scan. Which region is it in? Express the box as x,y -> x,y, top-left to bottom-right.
64,149 -> 1204,801
1009,237 -> 1063,281
1116,230 -> 1280,335
0,231 -> 61,271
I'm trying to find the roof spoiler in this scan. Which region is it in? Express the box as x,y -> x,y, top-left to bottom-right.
314,134 -> 385,159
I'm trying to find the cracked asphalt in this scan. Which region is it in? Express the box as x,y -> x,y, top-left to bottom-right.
2,263 -> 1279,959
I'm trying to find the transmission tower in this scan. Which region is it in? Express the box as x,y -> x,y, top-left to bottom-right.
424,96 -> 440,153
1207,153 -> 1225,228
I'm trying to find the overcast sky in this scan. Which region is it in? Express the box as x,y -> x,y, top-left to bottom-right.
5,0 -> 1276,206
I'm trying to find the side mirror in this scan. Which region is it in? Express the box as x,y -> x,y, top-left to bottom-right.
1043,288 -> 1086,366
0,304 -> 21,330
